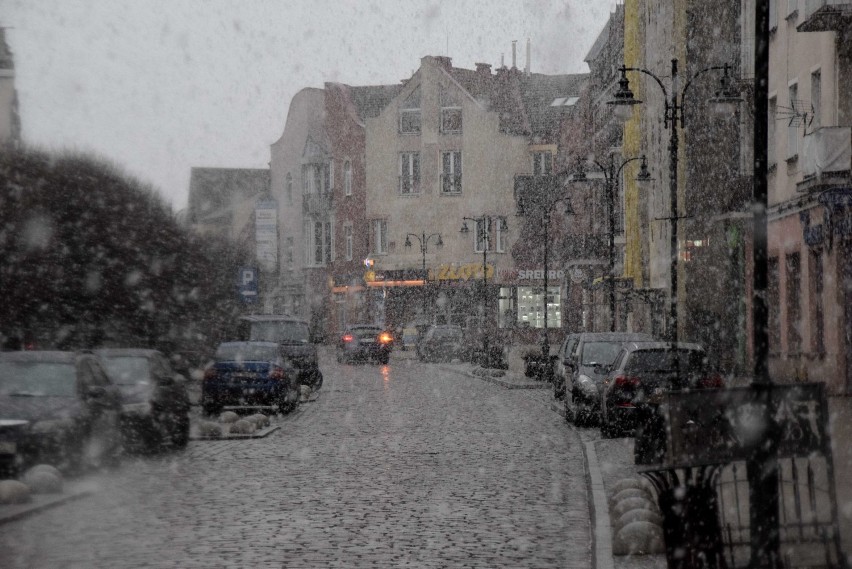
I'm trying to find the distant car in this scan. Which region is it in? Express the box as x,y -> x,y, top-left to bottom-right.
201,341 -> 301,416
0,351 -> 123,476
95,348 -> 191,452
417,325 -> 466,363
562,332 -> 656,427
600,341 -> 724,439
337,325 -> 394,365
239,315 -> 322,389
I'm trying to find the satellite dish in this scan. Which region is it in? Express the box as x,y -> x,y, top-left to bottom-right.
569,267 -> 585,284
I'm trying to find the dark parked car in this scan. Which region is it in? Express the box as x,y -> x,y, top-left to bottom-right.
0,351 -> 123,476
239,315 -> 322,389
417,325 -> 466,363
201,341 -> 301,416
562,332 -> 655,427
599,341 -> 724,439
96,348 -> 191,451
336,325 -> 394,364
552,333 -> 581,400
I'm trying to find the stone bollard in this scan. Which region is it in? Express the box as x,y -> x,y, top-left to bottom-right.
245,414 -> 270,429
300,385 -> 312,401
197,421 -> 223,437
228,419 -> 256,435
219,411 -> 239,424
0,480 -> 31,504
610,476 -> 665,556
22,465 -> 63,494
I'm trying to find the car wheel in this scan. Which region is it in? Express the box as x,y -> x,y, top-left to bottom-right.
563,393 -> 574,424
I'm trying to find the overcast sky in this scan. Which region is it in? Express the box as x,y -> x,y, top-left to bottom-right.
2,0 -> 616,210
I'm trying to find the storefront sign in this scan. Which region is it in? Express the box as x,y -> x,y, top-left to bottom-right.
429,263 -> 494,281
495,268 -> 565,284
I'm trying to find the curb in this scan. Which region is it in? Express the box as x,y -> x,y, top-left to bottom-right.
191,424 -> 280,441
0,483 -> 94,526
585,441 -> 615,569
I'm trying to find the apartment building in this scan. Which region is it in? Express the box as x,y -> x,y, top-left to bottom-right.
765,0 -> 852,392
364,54 -> 586,336
0,27 -> 20,149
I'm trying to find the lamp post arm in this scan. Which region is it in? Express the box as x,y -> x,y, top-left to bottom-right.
622,65 -> 670,103
679,64 -> 732,127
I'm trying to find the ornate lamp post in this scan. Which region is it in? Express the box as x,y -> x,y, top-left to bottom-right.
460,216 -> 506,367
607,60 -> 742,348
576,155 -> 652,332
404,231 -> 443,319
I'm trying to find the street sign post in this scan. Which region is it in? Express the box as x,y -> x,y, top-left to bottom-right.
238,267 -> 258,304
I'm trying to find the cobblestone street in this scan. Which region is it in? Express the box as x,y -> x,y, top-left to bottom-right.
0,352 -> 592,568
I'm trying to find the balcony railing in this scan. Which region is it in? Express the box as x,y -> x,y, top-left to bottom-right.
799,0 -> 852,31
302,192 -> 333,214
801,126 -> 851,179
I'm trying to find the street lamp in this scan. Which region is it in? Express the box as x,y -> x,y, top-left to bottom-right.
404,231 -> 443,319
538,197 -> 575,361
607,59 -> 742,349
460,216 -> 506,367
575,155 -> 652,332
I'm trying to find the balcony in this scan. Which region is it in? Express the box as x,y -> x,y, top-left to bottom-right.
798,126 -> 851,192
302,192 -> 333,214
798,0 -> 852,32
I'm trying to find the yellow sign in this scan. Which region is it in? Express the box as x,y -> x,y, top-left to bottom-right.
429,263 -> 494,281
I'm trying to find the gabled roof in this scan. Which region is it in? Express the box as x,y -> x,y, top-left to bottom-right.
518,72 -> 587,139
348,84 -> 403,121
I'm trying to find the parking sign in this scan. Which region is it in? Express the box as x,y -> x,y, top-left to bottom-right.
238,267 -> 258,303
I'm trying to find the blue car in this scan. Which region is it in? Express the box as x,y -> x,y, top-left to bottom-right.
201,342 -> 300,416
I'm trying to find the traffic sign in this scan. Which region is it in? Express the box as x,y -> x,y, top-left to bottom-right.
238,267 -> 258,303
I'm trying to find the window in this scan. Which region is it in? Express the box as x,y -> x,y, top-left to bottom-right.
343,160 -> 352,196
768,257 -> 780,352
286,237 -> 294,269
810,249 -> 824,355
441,151 -> 462,194
344,224 -> 353,261
301,163 -> 331,194
786,252 -> 802,353
324,222 -> 333,264
787,83 -> 798,160
286,173 -> 293,205
305,219 -> 333,266
810,70 -> 821,130
398,152 -> 421,194
473,218 -> 490,253
532,151 -> 553,175
768,96 -> 777,167
372,219 -> 387,254
495,216 -> 507,253
399,87 -> 421,134
314,221 -> 323,265
440,87 -> 462,133
517,286 -> 561,328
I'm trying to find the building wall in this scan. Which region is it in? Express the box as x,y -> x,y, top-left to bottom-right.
269,88 -> 327,319
365,57 -> 529,327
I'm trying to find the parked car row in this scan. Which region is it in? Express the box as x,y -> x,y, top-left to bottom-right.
551,332 -> 726,447
201,314 -> 324,416
0,348 -> 191,478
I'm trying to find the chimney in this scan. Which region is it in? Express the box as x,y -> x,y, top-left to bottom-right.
475,62 -> 492,76
434,56 -> 452,70
525,38 -> 531,77
512,40 -> 517,69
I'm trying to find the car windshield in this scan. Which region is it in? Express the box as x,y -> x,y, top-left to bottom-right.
215,344 -> 279,362
99,356 -> 151,386
249,321 -> 310,344
625,349 -> 708,373
580,342 -> 624,366
350,328 -> 380,339
0,362 -> 77,397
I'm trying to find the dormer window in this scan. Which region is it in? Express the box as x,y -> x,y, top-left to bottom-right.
440,87 -> 462,133
399,87 -> 421,134
532,151 -> 553,175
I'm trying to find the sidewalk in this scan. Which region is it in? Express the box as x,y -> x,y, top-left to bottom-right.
450,360 -> 666,569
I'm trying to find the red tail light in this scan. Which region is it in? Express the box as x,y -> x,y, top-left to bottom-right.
342,334 -> 354,343
378,332 -> 393,344
697,374 -> 725,389
269,367 -> 287,381
614,375 -> 640,388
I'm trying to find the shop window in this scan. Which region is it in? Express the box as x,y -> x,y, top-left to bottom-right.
517,286 -> 561,328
